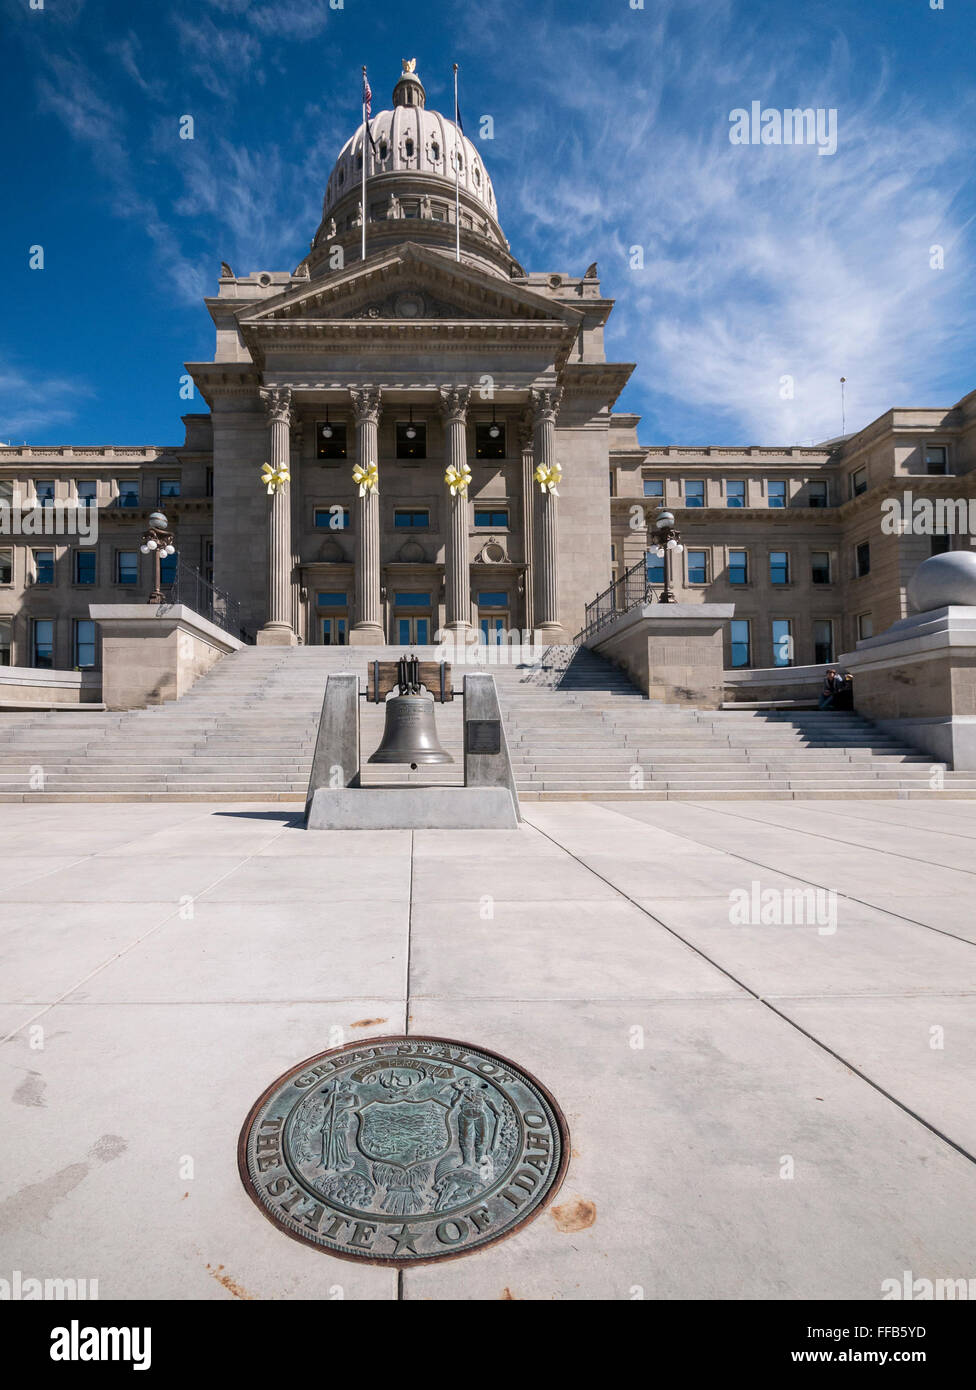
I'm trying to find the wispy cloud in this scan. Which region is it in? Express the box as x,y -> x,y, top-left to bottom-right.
0,367 -> 93,441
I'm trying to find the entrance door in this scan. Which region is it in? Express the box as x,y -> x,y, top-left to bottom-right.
321,616 -> 348,645
477,591 -> 510,644
397,615 -> 430,645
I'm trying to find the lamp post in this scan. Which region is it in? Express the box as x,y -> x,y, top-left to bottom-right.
652,508 -> 683,604
141,511 -> 176,604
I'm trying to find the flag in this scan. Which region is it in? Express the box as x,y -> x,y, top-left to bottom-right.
362,68 -> 377,154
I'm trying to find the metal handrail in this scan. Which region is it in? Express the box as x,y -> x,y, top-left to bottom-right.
575,554 -> 659,643
161,560 -> 253,643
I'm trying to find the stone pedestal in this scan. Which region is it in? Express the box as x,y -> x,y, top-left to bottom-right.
840,606 -> 976,769
257,387 -> 299,646
304,673 -> 361,821
350,388 -> 384,645
89,605 -> 244,710
587,603 -> 735,707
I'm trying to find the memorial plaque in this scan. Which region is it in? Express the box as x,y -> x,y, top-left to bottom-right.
239,1036 -> 569,1265
465,719 -> 501,756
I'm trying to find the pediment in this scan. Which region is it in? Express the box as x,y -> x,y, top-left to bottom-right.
237,244 -> 581,332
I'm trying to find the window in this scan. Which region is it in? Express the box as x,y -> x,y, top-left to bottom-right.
378,140 -> 388,161
158,479 -> 181,500
0,548 -> 11,585
807,481 -> 828,508
475,423 -> 506,459
643,480 -> 664,499
0,480 -> 12,504
394,509 -> 430,529
856,541 -> 871,577
684,479 -> 705,507
431,140 -> 440,161
74,551 -> 96,585
813,620 -> 834,665
405,137 -> 415,158
117,481 -> 140,508
811,551 -> 831,585
317,421 -> 348,460
0,618 -> 10,666
925,445 -> 948,475
646,552 -> 665,585
33,550 -> 54,585
394,592 -> 431,606
850,466 -> 868,498
160,552 -> 178,585
35,481 -> 55,507
74,619 -> 96,670
931,535 -> 951,556
478,591 -> 508,607
474,508 -> 509,528
33,619 -> 54,669
314,507 -> 351,529
768,480 -> 787,508
772,619 -> 793,667
316,592 -> 348,607
77,481 -> 98,509
728,549 -> 748,585
730,619 -> 751,668
726,480 -> 746,508
117,552 -> 139,585
687,549 -> 709,584
858,613 -> 874,640
206,468 -> 214,497
396,420 -> 427,459
769,551 -> 790,585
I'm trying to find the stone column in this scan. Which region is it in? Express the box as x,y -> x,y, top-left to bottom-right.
440,386 -> 472,635
257,386 -> 298,645
519,413 -> 536,635
350,388 -> 384,645
531,388 -> 565,643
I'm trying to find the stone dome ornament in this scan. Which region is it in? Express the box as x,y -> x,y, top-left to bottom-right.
907,551 -> 976,612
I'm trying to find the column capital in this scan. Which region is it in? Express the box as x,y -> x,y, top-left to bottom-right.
349,387 -> 382,425
530,387 -> 562,426
438,385 -> 471,424
259,386 -> 294,426
517,408 -> 534,451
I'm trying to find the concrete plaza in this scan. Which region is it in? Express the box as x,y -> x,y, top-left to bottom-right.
2,799 -> 975,1301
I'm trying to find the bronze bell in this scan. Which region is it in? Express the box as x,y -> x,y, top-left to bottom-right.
368,655 -> 453,768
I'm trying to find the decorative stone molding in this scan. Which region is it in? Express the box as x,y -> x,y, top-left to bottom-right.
349,387 -> 382,424
438,385 -> 471,423
476,537 -> 508,564
530,387 -> 563,425
259,386 -> 294,426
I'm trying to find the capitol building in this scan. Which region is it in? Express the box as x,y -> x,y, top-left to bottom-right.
1,60 -> 974,674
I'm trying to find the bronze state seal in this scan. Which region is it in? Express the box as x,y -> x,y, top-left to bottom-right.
238,1036 -> 569,1265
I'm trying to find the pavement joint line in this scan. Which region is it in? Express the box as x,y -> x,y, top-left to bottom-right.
779,799 -> 976,845
0,812 -> 300,1048
597,802 -> 976,949
525,809 -> 976,1171
670,799 -> 976,872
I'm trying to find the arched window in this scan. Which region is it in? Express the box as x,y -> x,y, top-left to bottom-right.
431,140 -> 440,161
405,137 -> 414,157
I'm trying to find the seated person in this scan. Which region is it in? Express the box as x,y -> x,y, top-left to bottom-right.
819,668 -> 848,710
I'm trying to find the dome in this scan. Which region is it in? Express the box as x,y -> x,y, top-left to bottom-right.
309,63 -> 517,279
323,90 -> 497,222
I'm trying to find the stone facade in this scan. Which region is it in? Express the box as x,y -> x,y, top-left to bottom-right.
1,63 -> 975,675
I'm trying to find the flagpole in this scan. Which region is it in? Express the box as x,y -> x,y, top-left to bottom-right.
453,63 -> 461,263
361,66 -> 368,263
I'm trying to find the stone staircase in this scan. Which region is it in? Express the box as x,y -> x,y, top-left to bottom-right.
0,644 -> 972,801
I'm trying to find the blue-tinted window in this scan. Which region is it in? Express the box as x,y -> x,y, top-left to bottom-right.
768,481 -> 787,508
726,480 -> 746,508
684,480 -> 705,507
474,509 -> 509,528
35,482 -> 55,506
74,551 -> 96,585
117,552 -> 139,585
118,482 -> 140,508
769,551 -> 789,585
317,592 -> 348,607
33,619 -> 54,669
728,550 -> 748,585
75,620 -> 96,669
643,480 -> 664,499
314,508 -> 350,529
478,592 -> 508,607
394,510 -> 430,529
772,619 -> 793,667
160,553 -> 178,584
687,549 -> 708,584
646,553 -> 665,585
394,592 -> 431,607
34,550 -> 54,585
730,619 -> 750,668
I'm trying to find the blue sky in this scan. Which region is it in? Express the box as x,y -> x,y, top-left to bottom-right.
2,0 -> 974,447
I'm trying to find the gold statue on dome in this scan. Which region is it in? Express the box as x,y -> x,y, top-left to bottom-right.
402,58 -> 417,74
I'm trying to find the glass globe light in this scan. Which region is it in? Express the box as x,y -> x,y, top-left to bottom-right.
666,538 -> 677,551
655,509 -> 675,530
675,544 -> 685,554
406,425 -> 417,440
146,539 -> 158,551
148,511 -> 168,529
165,545 -> 176,556
140,544 -> 150,555
322,424 -> 333,439
489,423 -> 501,439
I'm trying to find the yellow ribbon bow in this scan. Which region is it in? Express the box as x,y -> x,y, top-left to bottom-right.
261,462 -> 291,494
444,463 -> 472,497
352,461 -> 378,496
534,462 -> 562,495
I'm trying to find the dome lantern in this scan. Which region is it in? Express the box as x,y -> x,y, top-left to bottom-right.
393,58 -> 426,108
